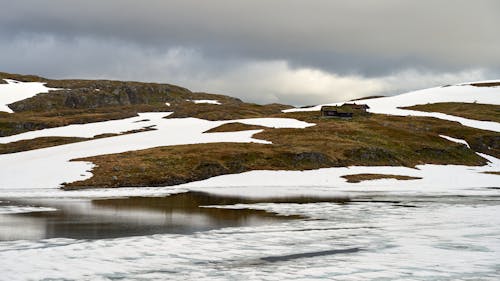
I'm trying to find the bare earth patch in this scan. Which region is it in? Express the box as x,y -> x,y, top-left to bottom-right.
341,173 -> 422,183
204,122 -> 267,133
0,71 -> 291,136
65,112 -> 494,189
403,102 -> 500,123
469,82 -> 500,87
0,137 -> 87,154
482,171 -> 500,175
349,95 -> 385,101
1,72 -> 498,189
0,126 -> 156,154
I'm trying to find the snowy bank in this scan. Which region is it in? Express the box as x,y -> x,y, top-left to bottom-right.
284,82 -> 500,132
0,114 -> 313,189
178,153 -> 500,198
0,79 -> 57,113
188,99 -> 221,105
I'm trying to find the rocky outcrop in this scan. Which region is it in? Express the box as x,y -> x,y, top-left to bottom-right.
9,81 -> 187,112
344,147 -> 401,166
1,72 -> 242,112
470,135 -> 500,156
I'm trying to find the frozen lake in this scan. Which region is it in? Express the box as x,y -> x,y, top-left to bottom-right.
1,187 -> 499,280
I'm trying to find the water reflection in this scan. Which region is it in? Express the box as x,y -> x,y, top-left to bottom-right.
0,192 -> 348,241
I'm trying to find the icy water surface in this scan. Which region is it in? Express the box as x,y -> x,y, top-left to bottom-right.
0,192 -> 319,240
1,190 -> 499,280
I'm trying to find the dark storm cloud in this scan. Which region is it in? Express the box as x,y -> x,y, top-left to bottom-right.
0,0 -> 499,104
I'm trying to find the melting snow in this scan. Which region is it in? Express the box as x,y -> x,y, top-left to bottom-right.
1,79 -> 499,280
189,99 -> 221,105
0,79 -> 58,113
0,113 -> 169,143
0,205 -> 56,215
0,114 -> 313,190
439,134 -> 471,148
1,196 -> 499,280
284,82 -> 500,132
178,153 -> 500,198
0,80 -> 498,198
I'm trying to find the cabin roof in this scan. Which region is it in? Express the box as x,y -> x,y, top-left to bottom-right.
343,103 -> 370,109
321,105 -> 340,111
321,103 -> 369,112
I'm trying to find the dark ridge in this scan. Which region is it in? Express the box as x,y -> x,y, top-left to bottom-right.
260,248 -> 361,262
0,71 -> 291,137
469,82 -> 500,87
349,95 -> 385,101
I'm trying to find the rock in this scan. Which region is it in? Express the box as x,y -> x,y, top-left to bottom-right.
292,151 -> 333,167
194,161 -> 228,178
344,147 -> 400,165
470,135 -> 500,155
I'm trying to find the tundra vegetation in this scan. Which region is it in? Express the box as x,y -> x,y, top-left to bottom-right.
403,102 -> 500,123
341,173 -> 422,183
66,113 -> 495,189
0,72 -> 498,189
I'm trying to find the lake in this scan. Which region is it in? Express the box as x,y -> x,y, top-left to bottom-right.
1,189 -> 499,280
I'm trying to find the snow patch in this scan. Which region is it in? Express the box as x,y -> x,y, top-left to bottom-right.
439,135 -> 470,148
233,118 -> 315,129
0,205 -> 57,214
284,82 -> 500,132
1,198 -> 499,280
0,187 -> 188,199
0,112 -> 170,143
179,154 -> 500,198
189,99 -> 221,105
0,79 -> 58,113
0,114 -> 313,190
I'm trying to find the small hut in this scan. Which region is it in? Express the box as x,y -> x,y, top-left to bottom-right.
321,106 -> 353,118
320,103 -> 369,118
343,103 -> 370,111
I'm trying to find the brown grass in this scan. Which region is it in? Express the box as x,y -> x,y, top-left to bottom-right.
0,104 -> 164,137
64,142 -> 335,188
482,171 -> 500,175
0,137 -> 87,154
470,82 -> 500,87
0,70 -> 291,135
2,71 -> 498,189
341,173 -> 421,183
270,111 -> 499,161
403,102 -> 500,123
65,111 -> 496,189
0,126 -> 156,154
167,102 -> 291,120
204,122 -> 266,133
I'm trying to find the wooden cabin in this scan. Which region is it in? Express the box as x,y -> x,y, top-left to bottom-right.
343,103 -> 370,111
320,103 -> 369,118
321,106 -> 352,118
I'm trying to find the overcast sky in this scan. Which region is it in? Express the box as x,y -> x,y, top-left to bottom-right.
1,0 -> 499,105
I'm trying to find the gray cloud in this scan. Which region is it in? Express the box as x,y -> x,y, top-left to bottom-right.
1,0 -> 499,104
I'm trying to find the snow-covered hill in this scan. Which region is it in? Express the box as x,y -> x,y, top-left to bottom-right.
0,79 -> 55,113
285,81 -> 500,132
0,77 -> 498,198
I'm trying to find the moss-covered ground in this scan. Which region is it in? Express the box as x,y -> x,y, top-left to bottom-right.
403,102 -> 500,123
66,112 -> 497,189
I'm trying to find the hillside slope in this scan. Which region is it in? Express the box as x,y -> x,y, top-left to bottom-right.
0,72 -> 498,191
284,81 -> 500,132
0,72 -> 290,137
